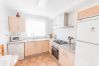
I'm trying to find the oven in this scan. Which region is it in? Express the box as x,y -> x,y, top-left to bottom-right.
52,46 -> 59,60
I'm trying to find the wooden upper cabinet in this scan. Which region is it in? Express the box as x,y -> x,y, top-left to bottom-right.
78,5 -> 99,20
8,16 -> 25,33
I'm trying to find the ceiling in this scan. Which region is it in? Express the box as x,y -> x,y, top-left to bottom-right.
6,0 -> 85,18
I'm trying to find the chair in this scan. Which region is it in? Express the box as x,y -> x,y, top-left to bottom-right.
0,44 -> 18,66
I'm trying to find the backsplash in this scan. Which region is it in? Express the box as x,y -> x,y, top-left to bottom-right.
53,28 -> 76,41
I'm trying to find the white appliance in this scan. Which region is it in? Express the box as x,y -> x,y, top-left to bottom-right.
10,33 -> 24,42
8,43 -> 24,60
75,17 -> 99,66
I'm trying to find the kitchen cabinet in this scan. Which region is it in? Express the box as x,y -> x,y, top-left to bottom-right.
8,43 -> 24,60
49,40 -> 52,54
35,40 -> 49,54
25,41 -> 36,56
8,16 -> 25,33
25,40 -> 49,57
53,13 -> 68,28
41,40 -> 49,52
59,48 -> 74,66
78,5 -> 99,20
59,48 -> 68,66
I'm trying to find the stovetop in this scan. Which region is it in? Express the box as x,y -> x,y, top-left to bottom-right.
53,40 -> 68,45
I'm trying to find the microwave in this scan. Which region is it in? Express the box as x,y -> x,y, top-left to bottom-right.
10,36 -> 23,42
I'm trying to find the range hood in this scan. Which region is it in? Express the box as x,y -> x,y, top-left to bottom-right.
61,13 -> 74,28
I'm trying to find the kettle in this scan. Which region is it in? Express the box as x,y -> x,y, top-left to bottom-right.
68,36 -> 74,45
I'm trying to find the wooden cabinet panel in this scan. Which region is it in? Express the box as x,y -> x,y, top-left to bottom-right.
25,41 -> 36,56
25,40 -> 49,57
41,40 -> 49,52
19,18 -> 25,32
59,48 -> 74,66
59,49 -> 64,66
67,51 -> 74,66
35,41 -> 43,54
8,16 -> 25,33
78,5 -> 99,20
49,40 -> 52,54
59,48 -> 68,66
35,40 -> 49,53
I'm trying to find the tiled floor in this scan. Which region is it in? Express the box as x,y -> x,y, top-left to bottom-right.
17,53 -> 60,66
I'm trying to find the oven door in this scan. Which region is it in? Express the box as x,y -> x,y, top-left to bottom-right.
52,46 -> 59,60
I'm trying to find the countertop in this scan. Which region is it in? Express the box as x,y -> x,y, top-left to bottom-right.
8,38 -> 75,54
8,38 -> 50,44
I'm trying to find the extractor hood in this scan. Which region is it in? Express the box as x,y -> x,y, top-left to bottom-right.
61,13 -> 74,28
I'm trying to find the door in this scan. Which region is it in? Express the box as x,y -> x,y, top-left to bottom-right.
8,43 -> 24,60
75,41 -> 99,66
77,18 -> 99,44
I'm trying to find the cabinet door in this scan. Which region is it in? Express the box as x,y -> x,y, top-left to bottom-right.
49,40 -> 52,53
59,48 -> 67,66
59,48 -> 72,66
78,5 -> 99,20
41,40 -> 49,52
35,41 -> 43,54
8,16 -> 25,33
59,49 -> 64,66
19,18 -> 25,32
25,41 -> 36,56
67,51 -> 74,66
35,40 -> 49,53
9,16 -> 19,33
8,43 -> 24,60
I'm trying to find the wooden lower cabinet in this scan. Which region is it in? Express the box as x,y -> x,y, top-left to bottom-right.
59,48 -> 74,66
59,48 -> 68,66
25,41 -> 36,56
67,51 -> 75,66
41,40 -> 49,52
25,40 -> 49,57
49,40 -> 52,54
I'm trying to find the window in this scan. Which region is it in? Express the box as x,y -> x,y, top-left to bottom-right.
26,18 -> 46,38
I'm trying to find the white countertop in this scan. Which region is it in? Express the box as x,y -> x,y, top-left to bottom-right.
8,38 -> 50,44
8,38 -> 75,54
51,40 -> 75,54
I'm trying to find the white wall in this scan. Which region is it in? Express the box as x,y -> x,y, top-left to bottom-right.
0,1 -> 10,55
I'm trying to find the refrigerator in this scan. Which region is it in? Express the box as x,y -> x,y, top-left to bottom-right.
75,17 -> 99,66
